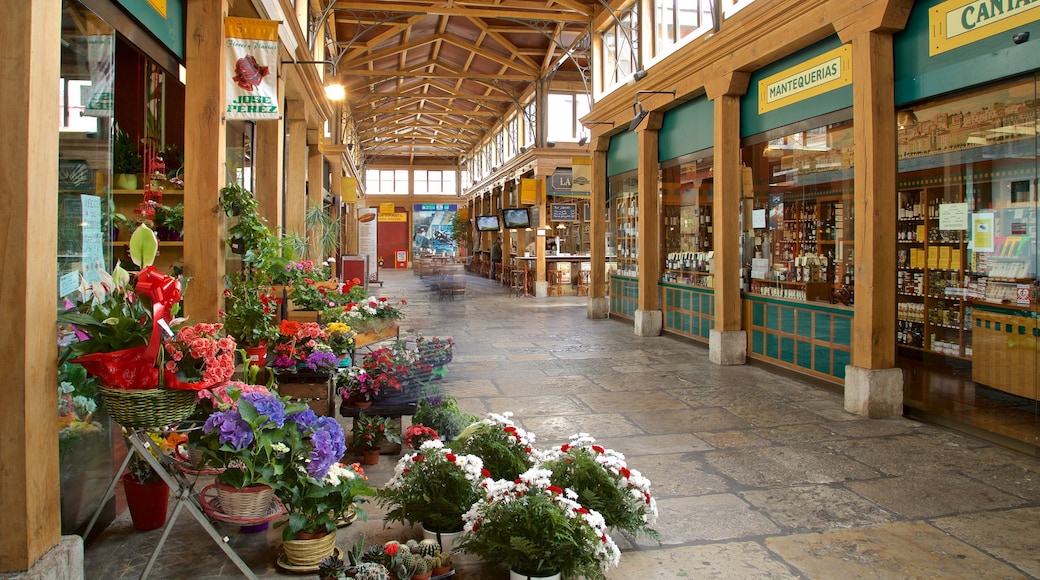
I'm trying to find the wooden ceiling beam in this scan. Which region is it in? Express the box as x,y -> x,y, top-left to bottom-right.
339,68 -> 530,81
331,1 -> 591,22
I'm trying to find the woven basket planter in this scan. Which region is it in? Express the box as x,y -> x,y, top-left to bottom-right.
214,483 -> 274,519
282,528 -> 337,567
100,387 -> 197,429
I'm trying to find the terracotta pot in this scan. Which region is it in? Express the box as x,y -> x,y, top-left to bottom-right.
352,399 -> 373,408
361,447 -> 381,465
412,573 -> 432,580
432,565 -> 452,576
122,473 -> 170,531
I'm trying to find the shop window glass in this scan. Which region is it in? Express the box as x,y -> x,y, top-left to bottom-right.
896,77 -> 1038,448
741,119 -> 855,304
609,171 -> 640,277
661,154 -> 714,287
600,8 -> 638,90
653,0 -> 712,56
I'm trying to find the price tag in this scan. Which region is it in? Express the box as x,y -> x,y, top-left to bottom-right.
1015,284 -> 1030,305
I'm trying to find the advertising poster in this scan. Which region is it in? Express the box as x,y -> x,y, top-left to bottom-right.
972,212 -> 995,253
358,208 -> 379,273
413,204 -> 458,257
224,18 -> 279,120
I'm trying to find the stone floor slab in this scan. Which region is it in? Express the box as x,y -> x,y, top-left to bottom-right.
579,390 -> 689,413
741,484 -> 898,532
631,453 -> 732,498
606,542 -> 797,579
846,471 -> 1026,519
765,521 -> 1028,579
705,445 -> 880,488
627,407 -> 750,435
931,506 -> 1040,578
597,432 -> 714,456
649,494 -> 781,544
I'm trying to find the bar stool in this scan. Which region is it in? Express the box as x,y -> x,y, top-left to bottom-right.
547,269 -> 563,296
575,270 -> 591,295
510,268 -> 528,297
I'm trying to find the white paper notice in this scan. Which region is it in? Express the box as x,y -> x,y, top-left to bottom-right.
938,203 -> 968,231
80,195 -> 106,284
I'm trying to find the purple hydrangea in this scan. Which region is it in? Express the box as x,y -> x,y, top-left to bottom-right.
271,354 -> 295,369
306,416 -> 346,479
203,410 -> 254,450
239,392 -> 286,428
288,408 -> 319,432
304,351 -> 340,373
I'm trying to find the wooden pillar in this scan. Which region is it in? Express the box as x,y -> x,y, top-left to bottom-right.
634,114 -> 662,336
326,149 -> 343,276
588,144 -> 608,318
285,100 -> 307,240
182,0 -> 227,322
706,72 -> 750,364
307,143 -> 325,261
254,110 -> 284,234
0,0 -> 62,571
534,173 -> 548,296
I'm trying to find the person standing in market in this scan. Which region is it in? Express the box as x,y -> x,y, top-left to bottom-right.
490,237 -> 503,281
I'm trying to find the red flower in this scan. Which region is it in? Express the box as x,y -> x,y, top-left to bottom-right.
547,485 -> 564,495
384,543 -> 399,556
480,468 -> 491,478
619,467 -> 631,478
575,507 -> 589,515
400,298 -> 408,305
445,453 -> 457,462
592,445 -> 605,454
412,454 -> 425,462
560,444 -> 570,452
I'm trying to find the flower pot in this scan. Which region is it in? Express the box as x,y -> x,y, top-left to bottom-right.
509,571 -> 560,580
282,528 -> 337,567
243,344 -> 268,367
432,565 -> 452,576
361,447 -> 381,465
122,473 -> 170,531
214,482 -> 273,519
240,521 -> 269,533
352,399 -> 373,408
412,572 -> 432,580
421,526 -> 462,554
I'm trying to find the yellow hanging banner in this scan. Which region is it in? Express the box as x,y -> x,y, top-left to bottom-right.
341,177 -> 358,203
379,202 -> 396,214
520,178 -> 538,205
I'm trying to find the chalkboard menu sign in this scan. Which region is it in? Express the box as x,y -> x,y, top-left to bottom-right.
550,203 -> 577,222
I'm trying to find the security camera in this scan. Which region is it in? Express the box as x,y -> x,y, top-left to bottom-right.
1013,31 -> 1029,44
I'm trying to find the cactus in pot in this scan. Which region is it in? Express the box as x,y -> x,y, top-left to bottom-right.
417,539 -> 439,558
430,552 -> 453,575
354,562 -> 390,580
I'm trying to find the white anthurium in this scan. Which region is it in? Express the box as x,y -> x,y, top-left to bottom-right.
111,261 -> 130,290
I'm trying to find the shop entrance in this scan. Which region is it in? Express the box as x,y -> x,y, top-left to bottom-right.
897,75 -> 1039,452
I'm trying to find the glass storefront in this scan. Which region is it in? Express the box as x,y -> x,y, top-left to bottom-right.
660,153 -> 714,287
897,77 -> 1039,449
608,171 -> 639,317
741,117 -> 856,305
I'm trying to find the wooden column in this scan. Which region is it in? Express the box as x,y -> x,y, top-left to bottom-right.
634,114 -> 662,336
307,143 -> 325,260
706,72 -> 750,364
534,173 -> 548,296
254,110 -> 284,233
326,148 -> 343,276
0,0 -> 61,571
182,0 -> 227,323
836,1 -> 910,417
588,145 -> 609,318
285,100 -> 307,239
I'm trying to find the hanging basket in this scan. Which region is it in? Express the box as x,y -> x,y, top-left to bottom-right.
100,386 -> 197,429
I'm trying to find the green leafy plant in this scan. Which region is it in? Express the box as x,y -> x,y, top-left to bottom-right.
540,434 -> 659,542
454,412 -> 535,481
412,388 -> 476,441
274,460 -> 372,541
376,439 -> 485,533
351,412 -> 401,450
305,202 -> 341,261
457,468 -> 621,580
58,262 -> 152,357
155,202 -> 184,233
221,274 -> 280,348
113,126 -> 144,175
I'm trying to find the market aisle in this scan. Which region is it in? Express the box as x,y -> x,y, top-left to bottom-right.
84,268 -> 1040,579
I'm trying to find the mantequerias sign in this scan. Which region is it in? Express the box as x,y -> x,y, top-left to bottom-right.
930,0 -> 1040,55
758,44 -> 852,114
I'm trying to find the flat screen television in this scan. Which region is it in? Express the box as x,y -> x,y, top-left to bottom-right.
475,215 -> 501,232
501,207 -> 531,229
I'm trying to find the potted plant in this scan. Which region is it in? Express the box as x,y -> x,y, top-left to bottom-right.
403,424 -> 439,449
323,320 -> 355,358
411,389 -> 477,441
121,430 -> 185,531
376,439 -> 486,550
453,411 -> 536,481
154,202 -> 183,241
539,433 -> 659,542
351,412 -> 400,465
196,389 -> 313,519
221,275 -> 280,365
113,126 -> 144,190
275,458 -> 372,567
335,366 -> 378,407
456,467 -> 621,580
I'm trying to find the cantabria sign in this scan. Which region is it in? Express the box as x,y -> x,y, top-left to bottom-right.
930,0 -> 1040,55
758,45 -> 852,114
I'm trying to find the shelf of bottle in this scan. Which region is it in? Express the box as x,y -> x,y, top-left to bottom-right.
897,240 -> 924,244
930,322 -> 971,331
897,342 -> 972,360
898,318 -> 924,324
897,217 -> 925,222
898,292 -> 924,298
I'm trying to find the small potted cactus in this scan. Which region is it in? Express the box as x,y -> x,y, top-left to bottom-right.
430,552 -> 453,576
354,562 -> 390,580
410,554 -> 433,580
318,554 -> 347,580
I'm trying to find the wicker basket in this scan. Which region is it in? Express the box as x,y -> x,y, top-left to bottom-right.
214,483 -> 275,519
282,529 -> 337,567
100,387 -> 198,429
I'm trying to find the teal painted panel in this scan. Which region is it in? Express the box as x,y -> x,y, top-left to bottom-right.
797,340 -> 813,369
690,292 -> 699,313
700,317 -> 711,338
766,305 -> 779,330
766,333 -> 779,359
781,307 -> 795,334
780,337 -> 796,364
116,0 -> 186,59
660,97 -> 714,161
742,36 -> 852,137
753,302 -> 765,326
607,131 -> 639,176
814,345 -> 831,375
833,316 -> 852,347
815,313 -> 832,342
833,349 -> 850,379
894,0 -> 1040,105
797,310 -> 813,338
752,330 -> 764,354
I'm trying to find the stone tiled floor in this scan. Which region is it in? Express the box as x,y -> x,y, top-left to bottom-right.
84,269 -> 1040,579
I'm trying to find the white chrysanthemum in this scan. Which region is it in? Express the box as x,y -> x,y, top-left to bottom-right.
271,442 -> 290,454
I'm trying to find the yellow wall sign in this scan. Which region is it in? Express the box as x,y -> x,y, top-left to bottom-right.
378,212 -> 407,222
758,45 -> 852,114
520,178 -> 538,205
341,177 -> 358,203
378,202 -> 396,214
930,0 -> 1040,55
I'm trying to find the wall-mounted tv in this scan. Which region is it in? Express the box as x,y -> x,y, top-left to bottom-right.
475,215 -> 501,231
501,207 -> 531,229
